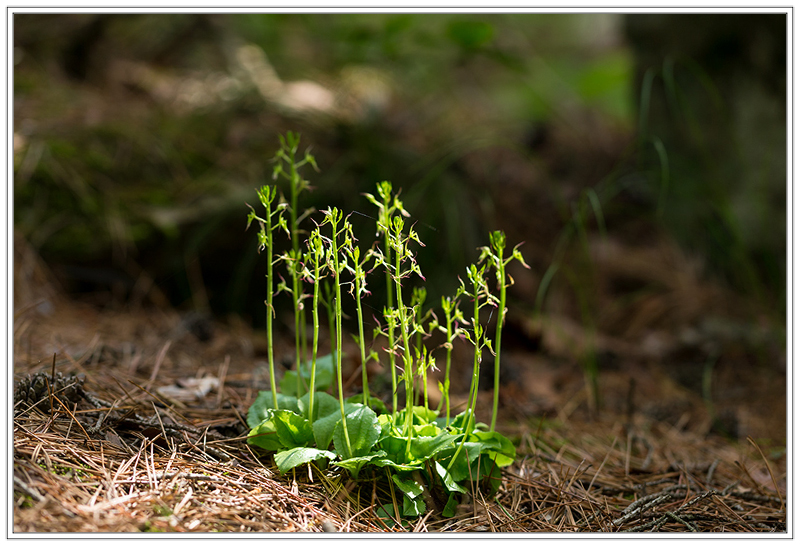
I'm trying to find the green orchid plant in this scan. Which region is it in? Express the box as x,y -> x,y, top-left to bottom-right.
245,134 -> 525,521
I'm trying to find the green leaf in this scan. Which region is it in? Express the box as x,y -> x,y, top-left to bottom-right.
247,418 -> 283,451
297,391 -> 339,422
346,394 -> 388,415
334,405 -> 381,458
480,455 -> 504,493
273,447 -> 336,475
435,461 -> 467,494
312,402 -> 358,451
369,458 -> 424,472
409,429 -> 457,462
440,442 -> 483,483
379,434 -> 409,464
247,392 -> 299,429
279,354 -> 335,397
271,410 -> 314,448
442,493 -> 459,518
412,423 -> 440,437
392,473 -> 424,498
375,503 -> 407,530
410,405 -> 438,425
333,450 -> 387,478
403,494 -> 426,517
392,474 -> 428,517
472,430 -> 516,467
446,409 -> 471,430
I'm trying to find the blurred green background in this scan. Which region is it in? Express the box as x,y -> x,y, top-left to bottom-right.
13,13 -> 786,344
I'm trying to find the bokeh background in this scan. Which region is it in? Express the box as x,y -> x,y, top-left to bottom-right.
12,12 -> 787,441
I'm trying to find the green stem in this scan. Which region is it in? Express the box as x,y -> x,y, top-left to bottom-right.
383,212 -> 398,421
308,247 -> 322,420
421,351 -> 429,413
323,280 -> 336,358
385,308 -> 398,424
447,270 -> 483,473
355,270 -> 369,405
330,212 -> 353,458
393,242 -> 414,456
289,161 -> 305,398
263,194 -> 279,409
490,252 -> 506,433
443,303 -> 454,426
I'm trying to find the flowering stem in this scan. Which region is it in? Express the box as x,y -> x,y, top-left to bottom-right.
324,208 -> 352,458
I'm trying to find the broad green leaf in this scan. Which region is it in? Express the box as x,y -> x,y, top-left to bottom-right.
412,423 -> 440,437
279,370 -> 306,398
410,405 -> 438,425
409,429 -> 457,462
297,391 -> 339,422
369,458 -> 424,472
379,434 -> 409,464
473,430 -> 516,467
247,392 -> 299,429
378,413 -> 395,430
273,446 -> 336,475
279,354 -> 335,397
403,494 -> 426,517
346,394 -> 388,415
442,493 -> 459,518
312,402 -> 359,451
447,410 -> 471,430
392,473 -> 424,497
440,442 -> 483,483
247,418 -> 283,451
375,504 -> 408,530
480,455 -> 504,493
333,450 -> 387,478
271,410 -> 314,448
334,405 -> 380,458
435,461 -> 467,494
392,473 -> 428,515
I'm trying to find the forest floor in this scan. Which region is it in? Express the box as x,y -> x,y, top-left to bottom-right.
11,234 -> 787,534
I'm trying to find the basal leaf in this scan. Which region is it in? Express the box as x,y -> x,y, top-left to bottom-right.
297,391 -> 339,422
334,405 -> 380,458
403,494 -> 426,517
278,370 -> 305,398
412,423 -> 440,437
279,354 -> 335,397
434,460 -> 467,494
410,405 -> 438,425
273,446 -> 336,475
333,450 -> 387,478
271,410 -> 314,448
346,394 -> 389,415
376,503 -> 408,530
312,402 -> 358,451
440,442 -> 483,483
409,429 -> 457,462
442,492 -> 459,518
379,434 -> 409,463
472,430 -> 516,467
247,418 -> 284,451
391,474 -> 424,499
480,455 -> 504,493
247,392 -> 299,429
392,474 -> 428,517
369,458 -> 423,472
